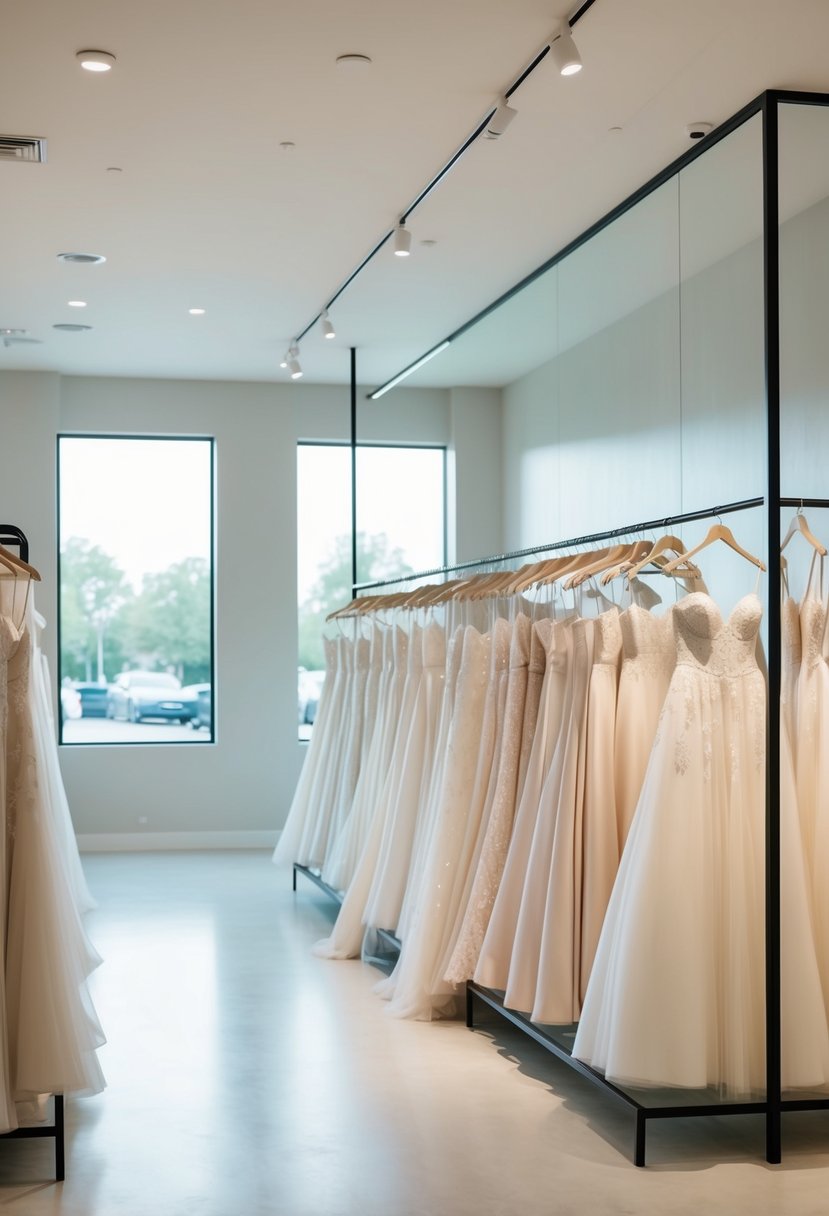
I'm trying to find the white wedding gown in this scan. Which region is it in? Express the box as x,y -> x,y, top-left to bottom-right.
574,592 -> 769,1094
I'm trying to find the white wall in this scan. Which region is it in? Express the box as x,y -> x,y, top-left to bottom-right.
501,116 -> 769,617
0,370 -> 501,843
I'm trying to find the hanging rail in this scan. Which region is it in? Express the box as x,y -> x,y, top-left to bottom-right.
0,525 -> 29,564
354,496 -> 764,591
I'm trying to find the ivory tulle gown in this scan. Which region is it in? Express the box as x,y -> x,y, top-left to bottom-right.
323,624 -> 390,892
573,592 -> 768,1094
363,622 -> 445,936
381,626 -> 492,1019
474,616 -> 565,990
578,606 -> 622,1002
274,635 -> 341,869
613,604 -> 674,852
795,559 -> 829,1017
312,626 -> 411,960
445,614 -> 531,984
2,594 -> 105,1124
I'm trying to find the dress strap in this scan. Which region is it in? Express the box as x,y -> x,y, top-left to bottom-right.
804,550 -> 824,601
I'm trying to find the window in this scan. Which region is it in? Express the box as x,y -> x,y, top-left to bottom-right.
297,443 -> 446,739
58,436 -> 214,744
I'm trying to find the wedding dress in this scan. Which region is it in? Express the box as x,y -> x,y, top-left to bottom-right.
323,624 -> 392,892
362,622 -> 444,936
312,626 -> 411,960
274,635 -> 341,868
474,615 -> 564,990
444,613 -> 531,984
381,626 -> 492,1019
795,557 -> 829,1017
573,592 -> 768,1094
2,591 -> 105,1124
613,604 -> 674,852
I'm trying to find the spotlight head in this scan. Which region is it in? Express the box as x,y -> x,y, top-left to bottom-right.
289,358 -> 303,379
549,24 -> 582,75
393,221 -> 411,257
486,98 -> 517,140
322,310 -> 336,339
279,353 -> 288,368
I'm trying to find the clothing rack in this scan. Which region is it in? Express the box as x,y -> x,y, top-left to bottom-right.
0,525 -> 30,564
294,493 -> 829,1165
352,497 -> 764,592
291,867 -> 401,968
0,524 -> 65,1182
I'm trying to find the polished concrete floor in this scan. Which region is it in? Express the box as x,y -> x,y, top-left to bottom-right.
2,850 -> 829,1214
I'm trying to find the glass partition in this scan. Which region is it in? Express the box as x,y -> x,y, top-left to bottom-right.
778,98 -> 829,1104
379,100 -> 773,1118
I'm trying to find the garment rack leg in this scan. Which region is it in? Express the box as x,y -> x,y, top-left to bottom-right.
466,983 -> 475,1029
766,1107 -> 781,1165
54,1094 -> 65,1182
634,1110 -> 646,1168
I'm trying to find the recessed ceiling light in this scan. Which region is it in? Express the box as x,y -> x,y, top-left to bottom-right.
336,53 -> 372,68
76,49 -> 116,72
57,252 -> 106,265
67,300 -> 87,308
53,323 -> 92,332
188,307 -> 206,316
106,166 -> 123,173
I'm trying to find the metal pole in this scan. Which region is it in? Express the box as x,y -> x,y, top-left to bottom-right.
350,347 -> 358,596
762,90 -> 783,1166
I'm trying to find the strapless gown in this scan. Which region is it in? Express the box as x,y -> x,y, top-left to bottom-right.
574,593 -> 768,1094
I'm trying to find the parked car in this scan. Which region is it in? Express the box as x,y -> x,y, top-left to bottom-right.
179,683 -> 211,722
73,682 -> 110,718
60,682 -> 82,721
190,685 -> 212,732
301,670 -> 326,725
107,670 -> 192,723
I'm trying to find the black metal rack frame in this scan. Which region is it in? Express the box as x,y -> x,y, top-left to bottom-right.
0,525 -> 65,1180
287,88 -> 829,1166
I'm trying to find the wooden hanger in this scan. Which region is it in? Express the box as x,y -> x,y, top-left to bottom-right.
562,544 -> 634,590
0,543 -> 40,580
620,534 -> 693,582
509,550 -> 593,594
662,523 -> 766,573
780,509 -> 827,556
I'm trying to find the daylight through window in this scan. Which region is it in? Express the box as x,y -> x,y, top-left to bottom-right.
297,443 -> 445,740
58,436 -> 214,745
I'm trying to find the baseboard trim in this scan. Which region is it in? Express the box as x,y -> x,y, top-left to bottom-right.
78,830 -> 280,853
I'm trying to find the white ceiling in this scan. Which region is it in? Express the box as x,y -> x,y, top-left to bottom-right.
2,0 -> 829,390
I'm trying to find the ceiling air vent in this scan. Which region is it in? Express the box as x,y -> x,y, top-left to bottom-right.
0,135 -> 47,164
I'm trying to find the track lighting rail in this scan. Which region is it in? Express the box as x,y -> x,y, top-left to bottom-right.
290,0 -> 600,354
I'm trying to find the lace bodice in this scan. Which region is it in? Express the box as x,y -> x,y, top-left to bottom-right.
800,596 -> 828,672
593,607 -> 622,668
619,604 -> 675,683
673,593 -> 762,678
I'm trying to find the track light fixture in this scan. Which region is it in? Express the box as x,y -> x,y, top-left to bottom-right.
549,23 -> 582,75
286,343 -> 302,378
280,352 -> 289,368
486,97 -> 517,140
393,221 -> 412,257
322,310 -> 336,339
